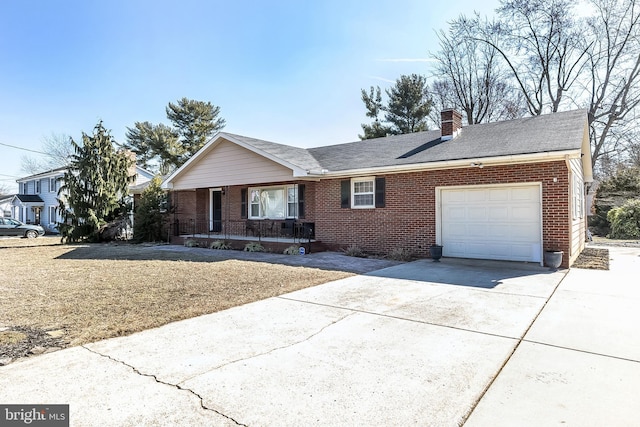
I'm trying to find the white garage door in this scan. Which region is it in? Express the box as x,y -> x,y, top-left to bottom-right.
440,185 -> 542,263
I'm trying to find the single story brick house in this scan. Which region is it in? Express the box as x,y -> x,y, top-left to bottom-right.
162,109 -> 592,268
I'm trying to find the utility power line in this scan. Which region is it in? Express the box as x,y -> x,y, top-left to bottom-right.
0,142 -> 48,155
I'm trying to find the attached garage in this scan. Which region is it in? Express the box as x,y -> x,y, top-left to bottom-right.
438,184 -> 543,263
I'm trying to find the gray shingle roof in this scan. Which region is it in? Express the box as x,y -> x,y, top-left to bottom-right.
178,109 -> 587,183
223,133 -> 323,172
308,109 -> 588,172
224,110 -> 587,173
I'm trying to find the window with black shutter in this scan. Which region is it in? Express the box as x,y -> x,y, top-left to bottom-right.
298,184 -> 305,218
375,177 -> 385,208
341,177 -> 385,208
341,180 -> 350,208
240,188 -> 247,219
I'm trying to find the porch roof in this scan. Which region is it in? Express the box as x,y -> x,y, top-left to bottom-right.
13,194 -> 44,204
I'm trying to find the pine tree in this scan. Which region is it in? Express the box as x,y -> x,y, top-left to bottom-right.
359,74 -> 432,140
166,97 -> 226,159
58,121 -> 134,243
124,98 -> 226,172
125,122 -> 181,173
359,87 -> 391,139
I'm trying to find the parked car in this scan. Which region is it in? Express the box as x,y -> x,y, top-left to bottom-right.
0,218 -> 45,238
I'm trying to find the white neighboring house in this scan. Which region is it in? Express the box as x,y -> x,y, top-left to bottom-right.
12,166 -> 154,234
0,194 -> 14,218
12,167 -> 66,233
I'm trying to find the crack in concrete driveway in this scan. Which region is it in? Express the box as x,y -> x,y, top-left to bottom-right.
82,345 -> 249,427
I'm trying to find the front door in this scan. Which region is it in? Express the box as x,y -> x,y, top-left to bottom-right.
33,207 -> 41,225
211,190 -> 222,232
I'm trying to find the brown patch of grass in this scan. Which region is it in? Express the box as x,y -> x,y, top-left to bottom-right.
0,331 -> 27,345
0,238 -> 352,347
572,247 -> 609,270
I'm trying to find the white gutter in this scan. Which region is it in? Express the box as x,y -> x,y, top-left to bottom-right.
304,150 -> 581,179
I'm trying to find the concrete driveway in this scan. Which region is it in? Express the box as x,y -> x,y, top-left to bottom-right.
1,247 -> 638,426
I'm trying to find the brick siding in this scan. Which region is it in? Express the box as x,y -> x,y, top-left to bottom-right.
315,161 -> 572,267
169,161 -> 573,268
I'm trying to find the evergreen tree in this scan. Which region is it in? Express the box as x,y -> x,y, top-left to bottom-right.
359,74 -> 432,140
166,97 -> 226,159
133,176 -> 167,242
359,87 -> 391,139
385,74 -> 432,134
125,122 -> 181,173
58,121 -> 134,243
124,98 -> 225,172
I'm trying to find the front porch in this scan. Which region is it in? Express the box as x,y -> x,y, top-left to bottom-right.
170,219 -> 323,253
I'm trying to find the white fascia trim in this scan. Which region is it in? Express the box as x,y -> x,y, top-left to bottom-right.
311,150 -> 581,179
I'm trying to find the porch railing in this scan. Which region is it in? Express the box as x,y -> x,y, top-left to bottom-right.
172,219 -> 315,242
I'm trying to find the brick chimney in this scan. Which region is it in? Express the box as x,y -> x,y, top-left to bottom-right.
441,109 -> 462,141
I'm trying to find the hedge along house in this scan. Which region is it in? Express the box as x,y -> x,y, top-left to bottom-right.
162,109 -> 592,268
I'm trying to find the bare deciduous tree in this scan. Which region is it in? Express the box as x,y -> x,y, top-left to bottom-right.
20,133 -> 73,174
430,15 -> 527,126
585,0 -> 640,171
0,183 -> 11,196
474,0 -> 591,116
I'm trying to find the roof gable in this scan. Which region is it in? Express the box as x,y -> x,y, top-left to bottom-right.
163,133 -> 323,188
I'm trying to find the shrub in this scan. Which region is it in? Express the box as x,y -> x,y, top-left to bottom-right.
133,176 -> 168,242
387,247 -> 413,261
210,240 -> 231,250
283,245 -> 301,255
184,239 -> 199,248
607,199 -> 640,239
244,242 -> 265,252
343,245 -> 366,258
591,167 -> 640,235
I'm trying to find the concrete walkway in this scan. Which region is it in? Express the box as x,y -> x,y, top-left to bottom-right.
1,247 -> 638,426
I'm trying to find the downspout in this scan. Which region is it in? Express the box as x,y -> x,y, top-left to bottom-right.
565,155 -> 573,263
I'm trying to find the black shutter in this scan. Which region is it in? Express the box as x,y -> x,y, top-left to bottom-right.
375,177 -> 385,208
241,188 -> 247,219
298,184 -> 305,218
341,180 -> 351,208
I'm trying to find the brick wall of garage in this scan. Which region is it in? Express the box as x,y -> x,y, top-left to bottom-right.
314,160 -> 572,267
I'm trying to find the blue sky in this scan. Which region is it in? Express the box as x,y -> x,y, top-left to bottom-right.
0,0 -> 499,192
